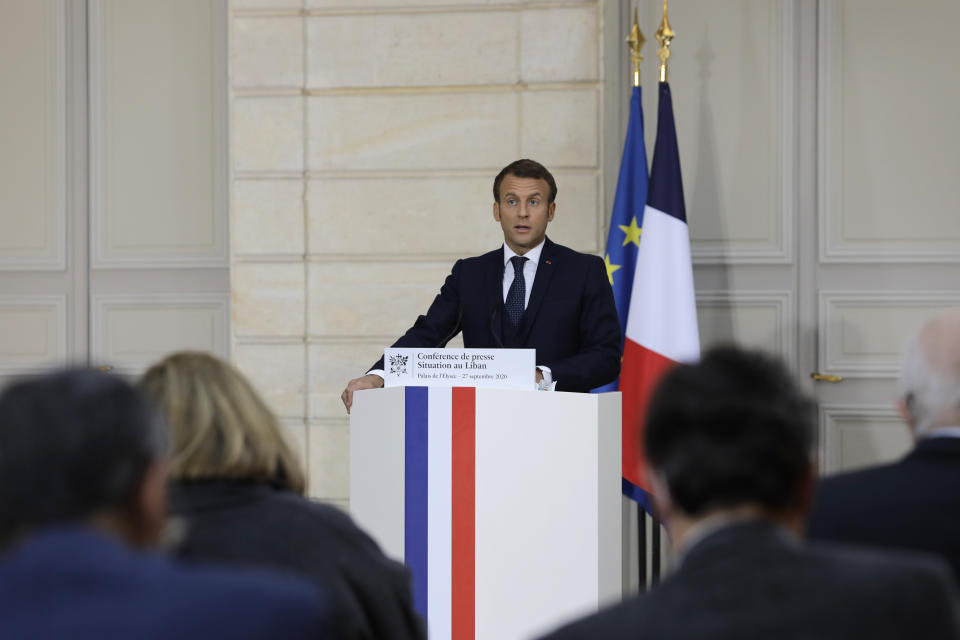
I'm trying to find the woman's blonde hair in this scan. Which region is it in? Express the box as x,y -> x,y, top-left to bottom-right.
139,351 -> 306,494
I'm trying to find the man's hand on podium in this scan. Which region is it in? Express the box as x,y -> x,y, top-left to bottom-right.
341,374 -> 384,413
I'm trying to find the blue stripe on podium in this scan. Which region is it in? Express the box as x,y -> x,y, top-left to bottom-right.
404,386 -> 429,620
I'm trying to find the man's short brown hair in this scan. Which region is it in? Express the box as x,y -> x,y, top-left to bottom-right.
492,159 -> 558,204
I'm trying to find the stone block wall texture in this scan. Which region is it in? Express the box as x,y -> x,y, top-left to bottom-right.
229,0 -> 607,506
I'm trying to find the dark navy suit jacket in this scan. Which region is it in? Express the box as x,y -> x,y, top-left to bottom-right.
808,435 -> 960,584
0,527 -> 329,639
373,238 -> 621,392
539,521 -> 960,640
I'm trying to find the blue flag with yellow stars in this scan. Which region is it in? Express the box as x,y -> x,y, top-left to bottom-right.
594,85 -> 649,393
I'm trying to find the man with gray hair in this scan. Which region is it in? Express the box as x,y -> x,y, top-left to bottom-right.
809,310 -> 960,582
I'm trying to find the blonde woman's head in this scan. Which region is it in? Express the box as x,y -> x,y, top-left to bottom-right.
139,352 -> 305,494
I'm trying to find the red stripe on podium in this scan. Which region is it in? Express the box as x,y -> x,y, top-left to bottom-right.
451,387 -> 475,640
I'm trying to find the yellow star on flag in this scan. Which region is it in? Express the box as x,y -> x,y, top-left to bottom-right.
604,253 -> 621,285
618,217 -> 643,247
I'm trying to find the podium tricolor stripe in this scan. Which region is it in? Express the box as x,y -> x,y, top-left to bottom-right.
427,389 -> 453,639
404,386 -> 429,619
451,387 -> 476,640
403,387 -> 477,639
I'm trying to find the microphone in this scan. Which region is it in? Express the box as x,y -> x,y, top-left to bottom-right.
489,302 -> 505,348
436,305 -> 463,348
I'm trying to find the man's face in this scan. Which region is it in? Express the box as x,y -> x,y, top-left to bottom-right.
493,174 -> 555,255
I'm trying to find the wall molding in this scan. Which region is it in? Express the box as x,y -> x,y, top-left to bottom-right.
0,294 -> 68,374
90,293 -> 229,374
88,0 -> 228,270
691,0 -> 794,265
819,290 -> 960,378
819,404 -> 906,475
818,0 -> 960,263
696,289 -> 795,363
0,0 -> 67,271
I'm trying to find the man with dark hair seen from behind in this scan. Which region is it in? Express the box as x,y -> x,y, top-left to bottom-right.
539,346 -> 960,640
341,159 -> 621,410
809,311 -> 960,582
0,369 -> 329,639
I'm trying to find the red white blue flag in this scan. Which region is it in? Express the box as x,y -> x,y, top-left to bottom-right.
620,82 -> 700,507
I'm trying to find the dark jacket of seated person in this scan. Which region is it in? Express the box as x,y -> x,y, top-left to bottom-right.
0,525 -> 329,640
539,347 -> 960,640
141,352 -> 425,640
0,368 -> 329,640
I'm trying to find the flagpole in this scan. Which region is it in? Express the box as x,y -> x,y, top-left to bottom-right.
625,6 -> 650,590
627,7 -> 645,88
655,0 -> 674,83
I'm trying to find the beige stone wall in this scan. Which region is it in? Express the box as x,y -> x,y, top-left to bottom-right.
229,0 -> 608,505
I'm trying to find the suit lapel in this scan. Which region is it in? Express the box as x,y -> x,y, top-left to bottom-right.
519,237 -> 556,343
486,248 -> 505,345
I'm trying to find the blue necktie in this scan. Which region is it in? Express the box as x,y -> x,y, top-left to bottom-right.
505,256 -> 528,327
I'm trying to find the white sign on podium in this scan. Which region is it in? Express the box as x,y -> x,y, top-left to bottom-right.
383,347 -> 535,390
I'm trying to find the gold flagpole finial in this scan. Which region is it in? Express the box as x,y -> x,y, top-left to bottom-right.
626,6 -> 646,87
655,0 -> 675,82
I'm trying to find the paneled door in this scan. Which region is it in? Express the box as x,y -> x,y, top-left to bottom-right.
808,0 -> 960,475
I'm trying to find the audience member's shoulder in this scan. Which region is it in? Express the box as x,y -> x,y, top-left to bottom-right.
537,593 -> 660,640
300,495 -> 404,562
162,556 -> 329,638
818,459 -> 903,491
806,539 -> 960,627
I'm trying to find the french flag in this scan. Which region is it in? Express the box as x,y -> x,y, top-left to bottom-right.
620,82 -> 700,506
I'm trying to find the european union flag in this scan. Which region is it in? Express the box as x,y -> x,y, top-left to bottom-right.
594,85 -> 649,393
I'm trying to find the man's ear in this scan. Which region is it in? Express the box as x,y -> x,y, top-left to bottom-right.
898,395 -> 919,437
493,201 -> 501,222
794,460 -> 817,520
547,201 -> 556,222
648,469 -> 673,522
129,459 -> 168,548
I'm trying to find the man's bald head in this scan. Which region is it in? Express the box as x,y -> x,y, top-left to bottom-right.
900,311 -> 960,435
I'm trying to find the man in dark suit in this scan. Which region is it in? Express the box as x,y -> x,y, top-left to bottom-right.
539,347 -> 960,640
809,311 -> 960,583
341,159 -> 620,409
0,369 -> 329,640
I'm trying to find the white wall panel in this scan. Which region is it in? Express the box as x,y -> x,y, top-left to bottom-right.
308,418 -> 350,499
696,291 -> 793,363
520,6 -> 599,83
232,263 -> 305,337
234,342 -> 306,419
231,178 -> 305,257
305,12 -> 519,89
820,406 -> 911,474
819,0 -> 960,262
91,294 -> 229,374
308,261 -> 453,338
819,291 -> 960,378
647,0 -> 792,264
307,92 -> 520,172
308,340 -> 385,419
90,0 -> 227,268
0,0 -> 66,271
0,296 -> 67,374
231,16 -> 303,89
520,88 -> 599,168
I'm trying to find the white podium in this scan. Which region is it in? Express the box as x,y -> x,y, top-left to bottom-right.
350,386 -> 621,640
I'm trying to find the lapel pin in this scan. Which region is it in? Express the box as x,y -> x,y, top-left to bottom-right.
545,260 -> 552,265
